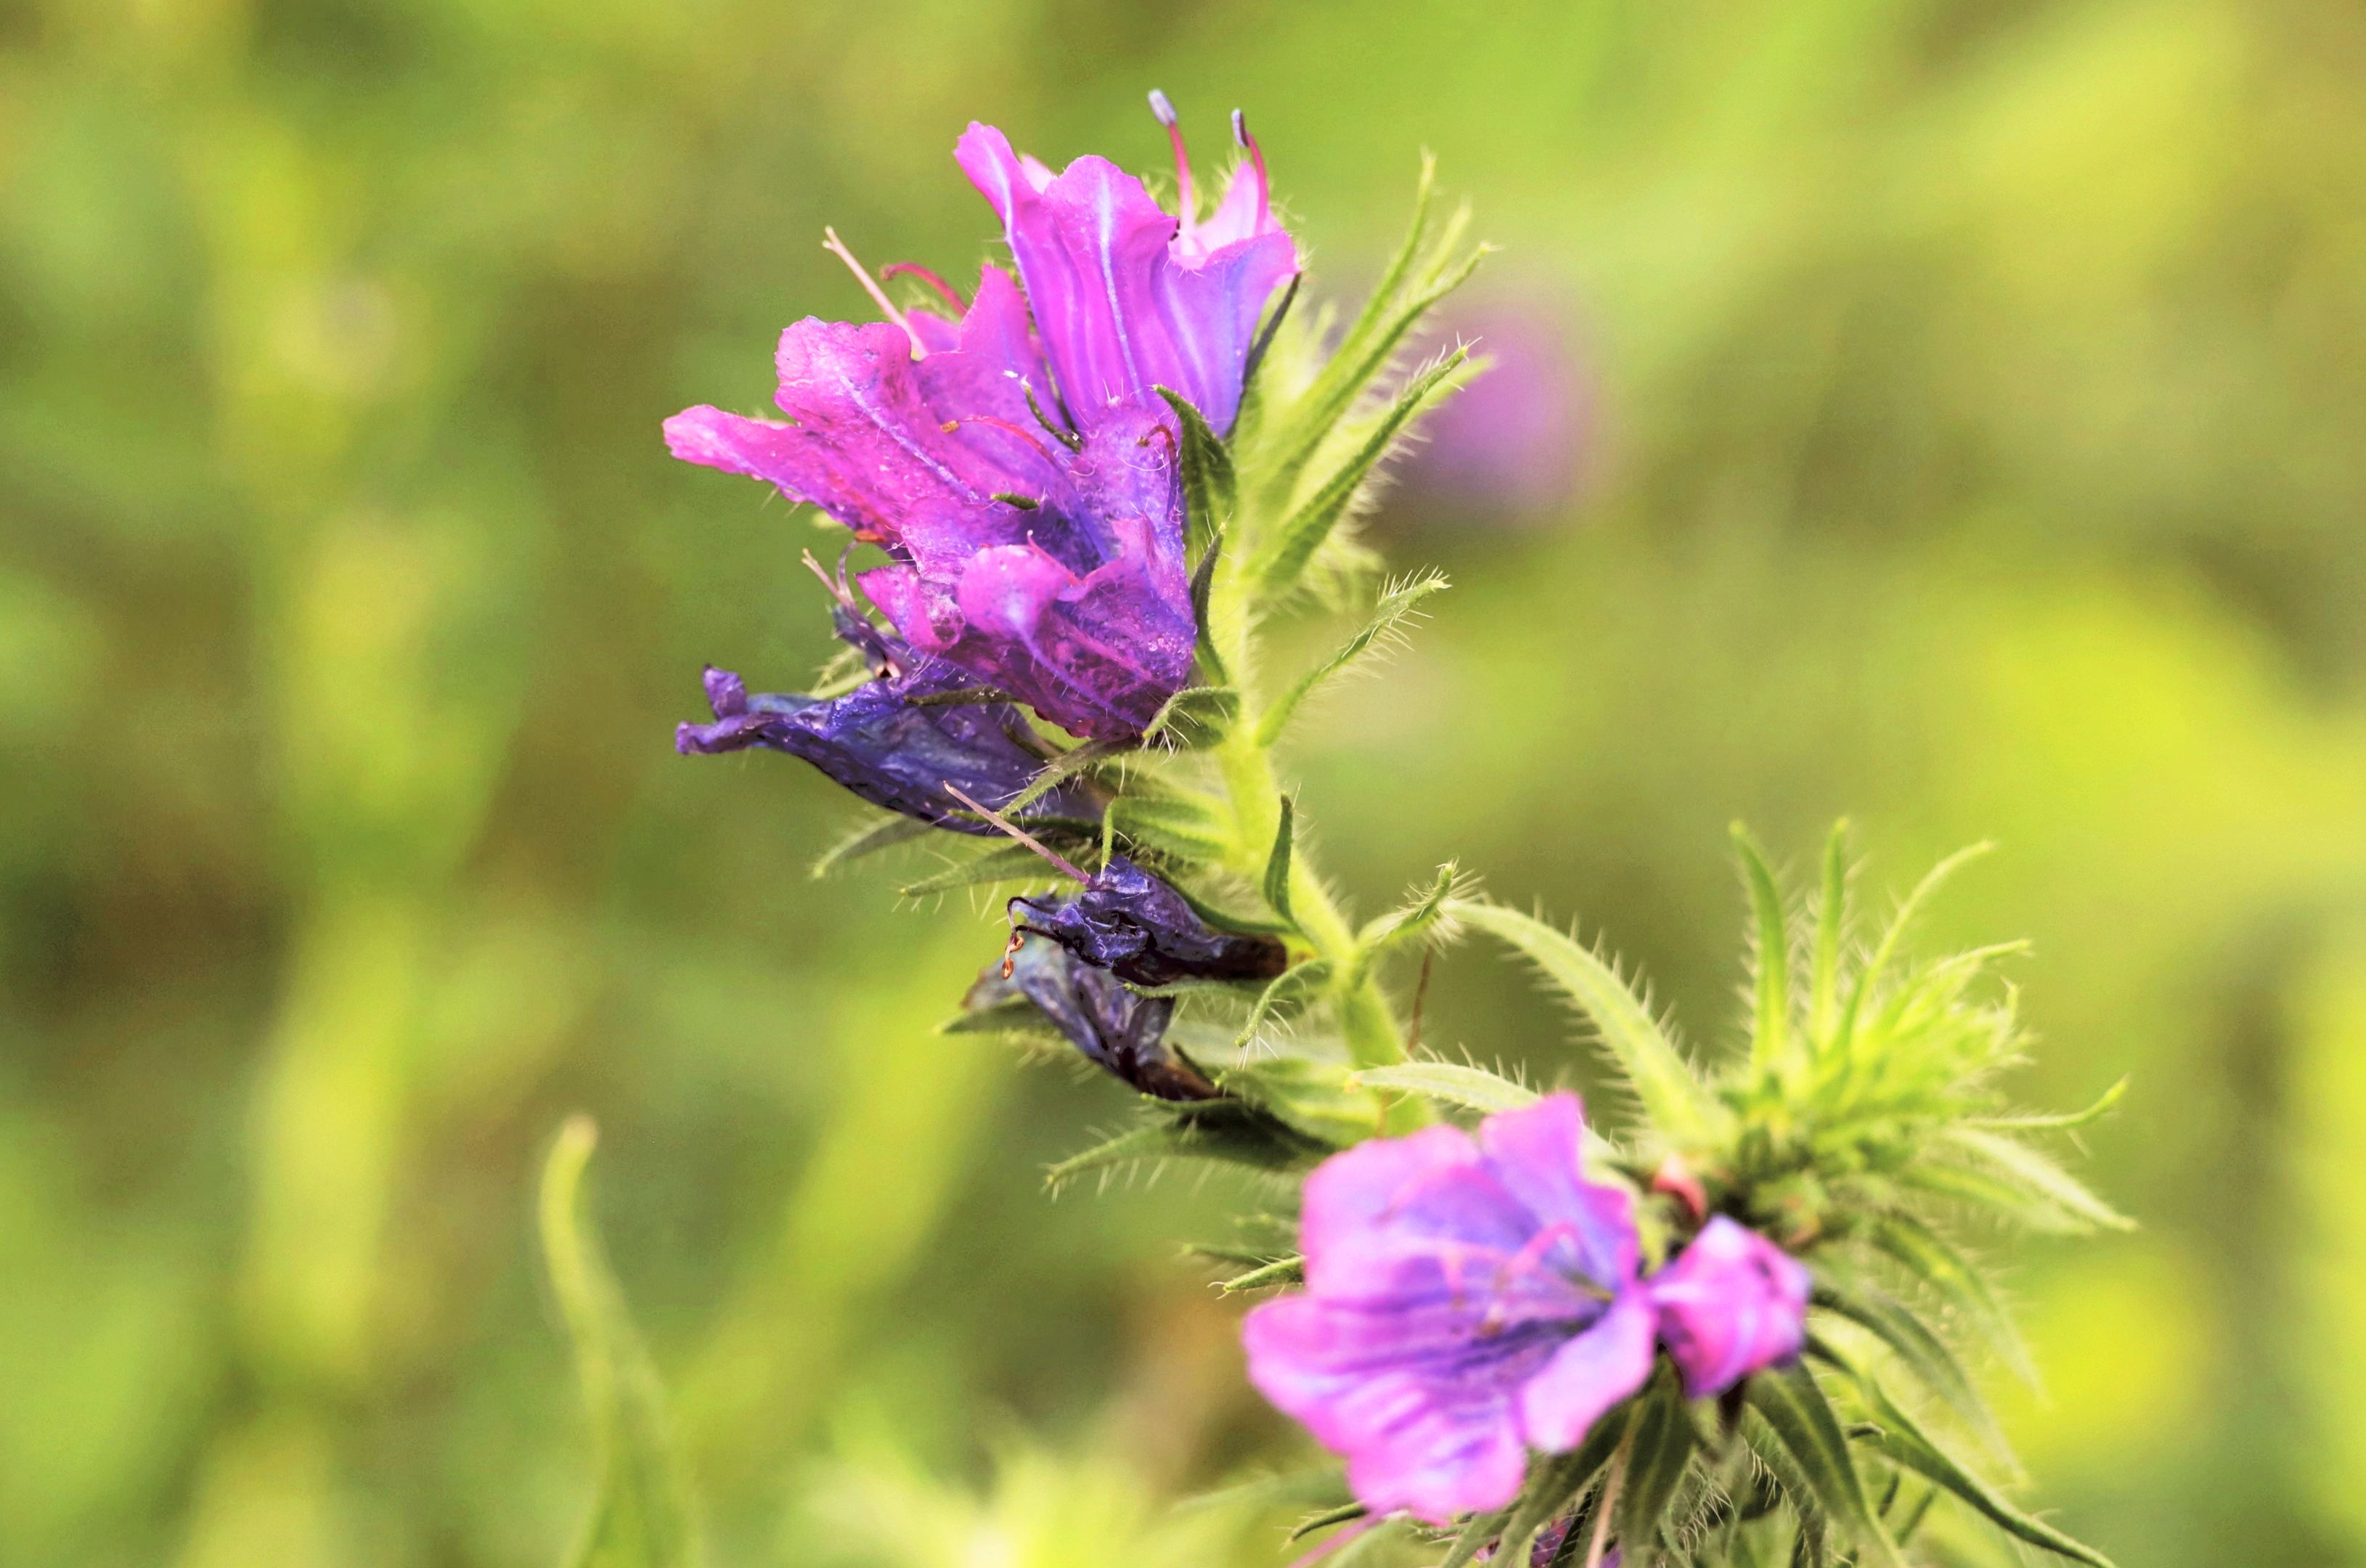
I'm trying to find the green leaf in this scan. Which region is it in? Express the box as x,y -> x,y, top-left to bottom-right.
897,841 -> 1069,898
1286,1501 -> 1368,1542
1142,682 -> 1239,749
1736,1407 -> 1829,1564
1250,347 -> 1472,594
1869,1212 -> 2037,1384
1967,1077 -> 2129,1132
1002,735 -> 1127,815
1852,1370 -> 2116,1565
939,996 -> 1064,1044
1111,792 -> 1236,864
1618,1370 -> 1699,1552
1493,1426 -> 1623,1568
1450,899 -> 1728,1147
1938,1127 -> 2134,1231
1221,1053 -> 1379,1147
539,1119 -> 701,1568
1217,1254 -> 1304,1294
1731,823 -> 1791,1075
1743,1363 -> 1904,1567
1437,1507 -> 1513,1568
1044,1102 -> 1325,1189
1164,878 -> 1295,937
1236,958 -> 1334,1048
1351,1061 -> 1538,1116
1810,1278 -> 2012,1466
1186,531 -> 1229,683
1837,841 -> 1991,1055
1353,862 -> 1460,957
1262,795 -> 1297,925
809,813 -> 935,878
1157,386 -> 1238,555
1257,571 -> 1450,745
1810,819 -> 1851,1045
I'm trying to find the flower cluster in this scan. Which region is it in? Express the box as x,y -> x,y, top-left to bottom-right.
660,96 -> 2124,1568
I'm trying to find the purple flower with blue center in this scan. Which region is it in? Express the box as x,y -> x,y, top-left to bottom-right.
957,94 -> 1300,437
963,937 -> 1219,1102
674,571 -> 1098,831
1644,1214 -> 1811,1398
1241,1095 -> 1657,1523
1008,855 -> 1289,988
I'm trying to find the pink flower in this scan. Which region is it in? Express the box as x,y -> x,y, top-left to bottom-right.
1644,1215 -> 1811,1398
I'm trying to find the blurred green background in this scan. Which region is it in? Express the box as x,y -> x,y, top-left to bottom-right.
7,0 -> 2365,1563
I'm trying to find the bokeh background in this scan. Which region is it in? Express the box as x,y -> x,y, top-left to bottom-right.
7,1 -> 2365,1563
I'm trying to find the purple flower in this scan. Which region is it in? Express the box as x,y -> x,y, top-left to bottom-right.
1644,1216 -> 1811,1398
955,96 -> 1299,437
1009,856 -> 1289,988
674,600 -> 1098,832
1241,1095 -> 1656,1524
963,937 -> 1219,1102
666,270 -> 1196,740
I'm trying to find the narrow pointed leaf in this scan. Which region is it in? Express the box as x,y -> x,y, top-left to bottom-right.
1451,899 -> 1728,1146
1044,1103 -> 1326,1189
1810,1279 -> 2011,1465
1967,1077 -> 2129,1132
1618,1371 -> 1700,1551
1257,571 -> 1450,744
1252,347 -> 1472,593
1353,1061 -> 1538,1116
1261,795 -> 1297,925
1354,862 -> 1460,956
1853,1373 -> 2115,1566
1837,842 -> 1991,1053
1940,1128 -> 2134,1231
1236,958 -> 1334,1048
810,813 -> 935,878
1732,824 -> 1791,1074
1869,1213 -> 2038,1384
1743,1363 -> 1904,1567
897,841 -> 1069,898
1158,385 -> 1238,552
539,1119 -> 701,1568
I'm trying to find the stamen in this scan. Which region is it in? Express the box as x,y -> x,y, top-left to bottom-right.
1018,377 -> 1083,451
1149,88 -> 1196,237
944,783 -> 1090,884
1231,108 -> 1271,224
947,413 -> 1060,467
879,261 -> 968,316
821,226 -> 925,356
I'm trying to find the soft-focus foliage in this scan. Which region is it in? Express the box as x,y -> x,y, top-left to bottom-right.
5,2 -> 2365,1566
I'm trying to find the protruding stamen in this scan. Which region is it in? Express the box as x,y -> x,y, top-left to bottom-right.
947,413 -> 1060,468
880,261 -> 968,316
944,783 -> 1090,884
1231,108 -> 1271,224
1017,377 -> 1083,451
822,226 -> 925,356
1149,88 -> 1197,237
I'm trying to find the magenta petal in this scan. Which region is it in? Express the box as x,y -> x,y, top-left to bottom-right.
1477,1095 -> 1640,1291
1646,1217 -> 1813,1398
1513,1287 -> 1656,1453
1241,1294 -> 1533,1524
1298,1125 -> 1479,1281
957,122 -> 1296,435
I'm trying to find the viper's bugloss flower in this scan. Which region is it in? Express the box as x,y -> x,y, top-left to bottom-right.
964,937 -> 1219,1102
955,95 -> 1299,437
666,268 -> 1195,740
674,603 -> 1094,832
1008,856 -> 1289,988
1400,292 -> 1590,519
1644,1215 -> 1811,1398
1241,1095 -> 1655,1523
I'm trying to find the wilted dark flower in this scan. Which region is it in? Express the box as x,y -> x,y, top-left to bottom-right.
675,601 -> 1095,832
956,97 -> 1299,437
1644,1215 -> 1810,1398
1008,856 -> 1289,987
964,937 -> 1219,1102
1241,1095 -> 1655,1522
